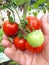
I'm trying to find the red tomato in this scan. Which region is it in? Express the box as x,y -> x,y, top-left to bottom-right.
26,16 -> 41,31
25,41 -> 44,53
3,20 -> 18,36
14,36 -> 26,50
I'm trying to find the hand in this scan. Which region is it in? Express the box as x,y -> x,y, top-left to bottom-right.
2,14 -> 49,65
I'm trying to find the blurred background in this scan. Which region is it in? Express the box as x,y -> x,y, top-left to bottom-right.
0,0 -> 49,65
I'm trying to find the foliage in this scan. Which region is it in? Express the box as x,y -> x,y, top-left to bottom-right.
0,29 -> 3,42
9,61 -> 18,65
0,46 -> 4,52
0,0 -> 49,18
0,61 -> 19,65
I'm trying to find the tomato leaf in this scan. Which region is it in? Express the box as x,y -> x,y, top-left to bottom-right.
37,0 -> 46,5
27,6 -> 32,11
43,7 -> 46,13
0,29 -> 3,42
33,3 -> 39,8
47,1 -> 49,7
9,61 -> 18,65
33,12 -> 38,17
11,0 -> 26,6
0,46 -> 4,52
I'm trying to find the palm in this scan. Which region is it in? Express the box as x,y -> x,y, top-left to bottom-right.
2,14 -> 49,65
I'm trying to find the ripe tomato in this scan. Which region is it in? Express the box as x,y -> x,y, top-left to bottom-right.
26,16 -> 41,31
25,41 -> 44,53
3,20 -> 18,36
14,36 -> 26,50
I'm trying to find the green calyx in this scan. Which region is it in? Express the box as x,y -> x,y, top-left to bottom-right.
26,30 -> 44,48
8,16 -> 14,23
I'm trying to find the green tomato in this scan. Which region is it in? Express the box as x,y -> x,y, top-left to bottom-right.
26,30 -> 44,48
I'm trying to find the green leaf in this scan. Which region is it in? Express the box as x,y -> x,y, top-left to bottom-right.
0,5 -> 6,10
43,7 -> 46,13
27,6 -> 32,11
33,3 -> 39,8
0,29 -> 3,42
11,0 -> 26,6
33,12 -> 38,17
9,61 -> 18,65
47,1 -> 49,7
47,8 -> 49,12
0,46 -> 4,52
6,0 -> 11,3
37,0 -> 46,5
0,29 -> 3,35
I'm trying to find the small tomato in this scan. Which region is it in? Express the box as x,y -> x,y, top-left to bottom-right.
3,20 -> 18,36
14,36 -> 26,50
26,16 -> 41,31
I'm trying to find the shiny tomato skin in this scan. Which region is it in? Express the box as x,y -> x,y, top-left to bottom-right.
25,41 -> 44,53
3,20 -> 18,36
14,36 -> 26,50
26,16 -> 41,31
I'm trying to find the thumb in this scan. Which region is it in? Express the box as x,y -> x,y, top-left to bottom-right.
40,13 -> 49,35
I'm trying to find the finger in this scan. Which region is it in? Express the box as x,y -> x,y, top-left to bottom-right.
4,48 -> 25,65
2,34 -> 8,40
2,39 -> 16,50
42,35 -> 49,62
24,50 -> 34,65
2,39 -> 12,48
40,13 -> 49,35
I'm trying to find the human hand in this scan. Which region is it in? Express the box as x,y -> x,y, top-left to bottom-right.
2,14 -> 49,65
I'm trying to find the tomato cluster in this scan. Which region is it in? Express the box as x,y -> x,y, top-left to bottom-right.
3,16 -> 44,53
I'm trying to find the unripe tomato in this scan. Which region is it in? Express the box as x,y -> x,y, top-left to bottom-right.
26,30 -> 44,48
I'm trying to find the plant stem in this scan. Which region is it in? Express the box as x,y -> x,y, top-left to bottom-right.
3,4 -> 15,22
15,9 -> 21,21
12,4 -> 21,21
23,0 -> 30,19
7,7 -> 15,22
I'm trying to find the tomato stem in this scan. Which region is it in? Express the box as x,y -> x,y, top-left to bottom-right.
23,0 -> 30,19
3,4 -> 15,22
8,37 -> 13,42
11,4 -> 21,21
15,9 -> 21,21
7,7 -> 15,22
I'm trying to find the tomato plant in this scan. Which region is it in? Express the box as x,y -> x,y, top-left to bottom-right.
26,16 -> 41,31
14,36 -> 26,50
3,20 -> 18,36
25,41 -> 44,53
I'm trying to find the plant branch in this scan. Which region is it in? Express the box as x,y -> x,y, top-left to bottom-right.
23,0 -> 30,19
15,8 -> 21,21
7,6 -> 15,22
